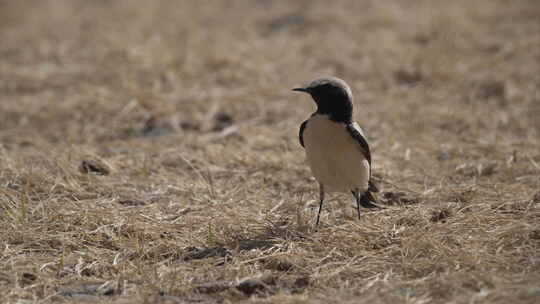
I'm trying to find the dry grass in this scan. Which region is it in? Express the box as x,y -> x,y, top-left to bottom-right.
1,1 -> 539,303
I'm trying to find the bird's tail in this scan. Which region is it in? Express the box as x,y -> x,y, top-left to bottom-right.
359,190 -> 383,209
368,180 -> 379,193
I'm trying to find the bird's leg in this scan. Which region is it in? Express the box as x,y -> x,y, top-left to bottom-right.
315,183 -> 325,227
352,189 -> 361,219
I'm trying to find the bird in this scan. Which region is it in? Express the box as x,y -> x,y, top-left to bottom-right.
293,76 -> 381,227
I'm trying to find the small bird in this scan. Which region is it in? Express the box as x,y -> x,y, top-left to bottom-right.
293,76 -> 381,227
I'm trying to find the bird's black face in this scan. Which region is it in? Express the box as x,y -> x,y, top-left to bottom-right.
293,78 -> 353,123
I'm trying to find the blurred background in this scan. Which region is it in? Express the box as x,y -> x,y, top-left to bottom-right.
1,0 -> 538,148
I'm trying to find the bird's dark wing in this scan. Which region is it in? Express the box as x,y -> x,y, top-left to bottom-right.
347,122 -> 380,193
299,120 -> 308,148
345,122 -> 372,166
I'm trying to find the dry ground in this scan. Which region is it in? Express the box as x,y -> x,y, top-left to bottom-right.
1,1 -> 539,303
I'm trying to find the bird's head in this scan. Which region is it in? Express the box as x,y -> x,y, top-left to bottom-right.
293,76 -> 354,123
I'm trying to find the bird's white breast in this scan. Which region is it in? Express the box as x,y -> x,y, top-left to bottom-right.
303,115 -> 370,193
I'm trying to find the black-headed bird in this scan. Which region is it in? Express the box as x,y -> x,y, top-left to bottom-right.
293,76 -> 381,227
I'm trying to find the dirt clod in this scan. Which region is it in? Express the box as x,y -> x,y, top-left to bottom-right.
182,246 -> 231,261
236,273 -> 276,296
212,112 -> 234,132
430,208 -> 452,223
79,160 -> 110,175
118,198 -> 146,206
394,69 -> 423,85
381,191 -> 419,206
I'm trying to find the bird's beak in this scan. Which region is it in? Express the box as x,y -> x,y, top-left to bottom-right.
292,87 -> 309,93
